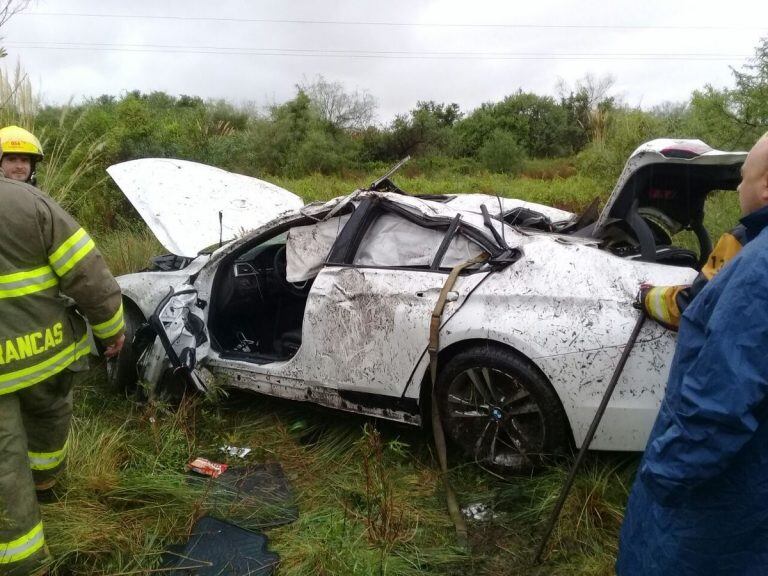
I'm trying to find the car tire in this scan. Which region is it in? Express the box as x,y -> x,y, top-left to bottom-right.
436,343 -> 570,474
106,301 -> 146,397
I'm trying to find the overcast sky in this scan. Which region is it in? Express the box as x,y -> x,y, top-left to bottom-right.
3,0 -> 768,123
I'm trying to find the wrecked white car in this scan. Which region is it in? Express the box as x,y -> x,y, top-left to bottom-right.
106,139 -> 745,473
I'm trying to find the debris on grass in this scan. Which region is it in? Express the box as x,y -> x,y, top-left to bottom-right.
461,502 -> 496,522
187,457 -> 229,478
221,445 -> 252,458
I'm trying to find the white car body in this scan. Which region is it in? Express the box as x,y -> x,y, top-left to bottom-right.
110,140 -> 746,466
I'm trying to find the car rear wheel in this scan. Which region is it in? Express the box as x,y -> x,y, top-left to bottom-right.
436,344 -> 570,474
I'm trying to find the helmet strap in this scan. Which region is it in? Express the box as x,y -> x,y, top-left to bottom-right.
28,159 -> 38,185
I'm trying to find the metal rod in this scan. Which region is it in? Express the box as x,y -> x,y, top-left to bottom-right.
533,310 -> 647,564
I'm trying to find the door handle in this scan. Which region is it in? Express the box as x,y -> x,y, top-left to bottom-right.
416,290 -> 459,301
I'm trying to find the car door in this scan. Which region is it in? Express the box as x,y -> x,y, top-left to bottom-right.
296,200 -> 493,397
138,285 -> 213,395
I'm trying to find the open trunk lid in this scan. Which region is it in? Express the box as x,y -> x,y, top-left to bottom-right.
594,139 -> 747,233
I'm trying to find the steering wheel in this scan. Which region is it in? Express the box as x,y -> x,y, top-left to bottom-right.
273,245 -> 311,297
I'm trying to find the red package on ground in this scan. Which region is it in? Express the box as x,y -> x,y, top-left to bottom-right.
187,457 -> 228,478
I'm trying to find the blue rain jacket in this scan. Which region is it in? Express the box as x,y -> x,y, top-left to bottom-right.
617,205 -> 768,576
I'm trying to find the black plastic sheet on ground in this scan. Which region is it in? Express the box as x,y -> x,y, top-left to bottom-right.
162,516 -> 279,575
189,462 -> 299,529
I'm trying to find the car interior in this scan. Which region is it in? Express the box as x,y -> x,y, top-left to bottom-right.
593,163 -> 742,268
208,229 -> 313,363
502,162 -> 743,270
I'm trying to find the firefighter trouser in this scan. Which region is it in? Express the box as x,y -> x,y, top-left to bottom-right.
0,371 -> 74,574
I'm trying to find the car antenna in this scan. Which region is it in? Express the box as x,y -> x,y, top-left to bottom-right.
495,193 -> 507,247
369,156 -> 411,193
218,210 -> 223,248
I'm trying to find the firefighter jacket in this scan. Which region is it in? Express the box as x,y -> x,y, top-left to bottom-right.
0,177 -> 124,396
642,225 -> 746,329
617,204 -> 768,575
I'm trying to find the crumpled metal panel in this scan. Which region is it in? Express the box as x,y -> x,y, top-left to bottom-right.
107,159 -> 303,258
289,266 -> 488,395
445,193 -> 573,222
118,257 -> 209,319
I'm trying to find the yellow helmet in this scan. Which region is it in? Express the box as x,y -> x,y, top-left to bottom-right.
0,125 -> 44,160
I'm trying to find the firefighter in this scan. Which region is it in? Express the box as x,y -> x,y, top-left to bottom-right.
639,225 -> 745,330
0,138 -> 125,573
0,126 -> 44,184
617,133 -> 768,575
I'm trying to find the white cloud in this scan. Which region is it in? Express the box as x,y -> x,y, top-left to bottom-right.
3,0 -> 766,122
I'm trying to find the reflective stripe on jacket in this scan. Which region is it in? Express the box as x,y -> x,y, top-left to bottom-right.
0,177 -> 123,394
643,225 -> 746,330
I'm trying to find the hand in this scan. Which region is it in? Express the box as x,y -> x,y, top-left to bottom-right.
104,334 -> 125,358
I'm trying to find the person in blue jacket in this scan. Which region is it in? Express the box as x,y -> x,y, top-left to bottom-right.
617,132 -> 768,576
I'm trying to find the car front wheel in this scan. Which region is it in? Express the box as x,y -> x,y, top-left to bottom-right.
436,344 -> 570,474
105,301 -> 147,397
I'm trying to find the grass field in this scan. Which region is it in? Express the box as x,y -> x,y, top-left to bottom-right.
46,366 -> 632,575
54,169 -> 739,575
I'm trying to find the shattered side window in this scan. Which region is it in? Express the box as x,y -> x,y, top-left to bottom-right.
353,213 -> 483,269
286,215 -> 351,282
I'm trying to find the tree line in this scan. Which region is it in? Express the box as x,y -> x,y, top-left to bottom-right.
2,38 -> 766,232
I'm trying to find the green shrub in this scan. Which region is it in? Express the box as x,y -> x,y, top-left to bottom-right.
478,130 -> 527,174
288,129 -> 358,176
576,109 -> 665,181
455,91 -> 580,158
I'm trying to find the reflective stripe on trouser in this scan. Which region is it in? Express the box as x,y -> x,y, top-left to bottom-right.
0,391 -> 48,572
0,522 -> 44,565
29,439 -> 68,472
20,371 -> 74,484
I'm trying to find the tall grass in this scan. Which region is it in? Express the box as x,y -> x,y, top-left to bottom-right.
97,226 -> 163,276
275,172 -> 606,213
46,372 -> 477,574
0,62 -> 37,127
47,364 -> 642,575
0,63 -> 108,223
504,457 -> 633,574
37,108 -> 108,215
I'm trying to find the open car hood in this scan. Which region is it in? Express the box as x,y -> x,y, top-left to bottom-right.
107,159 -> 303,258
594,139 -> 747,233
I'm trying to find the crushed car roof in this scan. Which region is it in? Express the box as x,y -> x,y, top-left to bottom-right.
107,159 -> 303,257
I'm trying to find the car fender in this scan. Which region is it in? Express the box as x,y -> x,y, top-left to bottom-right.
118,270 -> 193,319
